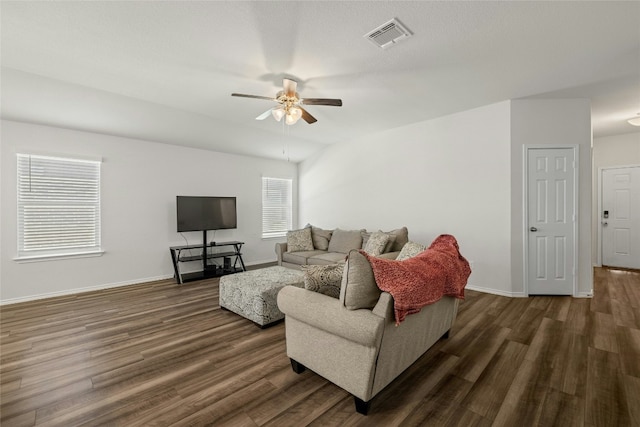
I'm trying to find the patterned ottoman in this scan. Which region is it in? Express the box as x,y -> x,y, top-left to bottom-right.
219,266 -> 305,327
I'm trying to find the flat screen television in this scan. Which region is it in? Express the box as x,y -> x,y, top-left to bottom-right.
176,196 -> 237,232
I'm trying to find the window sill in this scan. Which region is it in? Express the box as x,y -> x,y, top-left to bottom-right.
262,235 -> 286,240
14,250 -> 105,263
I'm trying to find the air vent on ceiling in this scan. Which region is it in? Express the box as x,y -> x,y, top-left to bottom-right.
364,18 -> 412,49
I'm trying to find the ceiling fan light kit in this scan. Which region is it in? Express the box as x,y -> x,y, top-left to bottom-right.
285,107 -> 302,125
271,107 -> 285,122
232,78 -> 342,125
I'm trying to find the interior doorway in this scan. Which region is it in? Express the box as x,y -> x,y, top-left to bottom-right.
525,147 -> 578,295
599,166 -> 640,270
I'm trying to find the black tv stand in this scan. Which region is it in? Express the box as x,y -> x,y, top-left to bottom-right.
169,239 -> 246,284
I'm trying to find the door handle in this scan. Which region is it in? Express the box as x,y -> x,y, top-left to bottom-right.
530,227 -> 538,232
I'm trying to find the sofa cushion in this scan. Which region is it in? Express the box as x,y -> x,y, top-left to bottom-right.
383,234 -> 397,253
361,231 -> 387,248
306,225 -> 333,250
397,241 -> 427,261
361,231 -> 371,248
340,250 -> 381,310
363,232 -> 390,256
328,229 -> 363,254
301,264 -> 344,299
378,251 -> 400,260
308,252 -> 348,265
363,230 -> 401,253
383,227 -> 409,252
287,228 -> 314,252
283,250 -> 326,265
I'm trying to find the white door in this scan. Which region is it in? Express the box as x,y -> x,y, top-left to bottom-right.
602,166 -> 640,269
527,148 -> 576,295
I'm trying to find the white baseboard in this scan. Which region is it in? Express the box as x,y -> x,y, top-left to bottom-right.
466,284 -> 593,299
1,261 -> 280,306
0,274 -> 174,306
466,284 -> 527,298
573,291 -> 593,298
1,272 -> 593,306
246,258 -> 277,267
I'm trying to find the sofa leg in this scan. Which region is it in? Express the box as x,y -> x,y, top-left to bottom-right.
441,329 -> 450,339
290,359 -> 306,374
354,397 -> 371,415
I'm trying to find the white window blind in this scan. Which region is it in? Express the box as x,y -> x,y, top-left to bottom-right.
262,177 -> 292,238
17,153 -> 102,259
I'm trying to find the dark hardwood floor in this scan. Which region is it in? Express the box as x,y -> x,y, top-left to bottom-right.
1,267 -> 639,426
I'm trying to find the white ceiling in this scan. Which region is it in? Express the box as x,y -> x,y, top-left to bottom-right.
1,1 -> 639,162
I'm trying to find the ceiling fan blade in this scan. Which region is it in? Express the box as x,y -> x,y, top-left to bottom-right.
283,79 -> 297,97
231,93 -> 277,101
300,98 -> 342,107
255,108 -> 274,120
299,106 -> 317,124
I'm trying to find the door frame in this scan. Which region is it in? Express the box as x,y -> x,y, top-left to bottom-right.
596,164 -> 640,267
523,145 -> 579,296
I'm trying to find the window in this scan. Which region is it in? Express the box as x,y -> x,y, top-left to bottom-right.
262,177 -> 292,238
17,153 -> 102,260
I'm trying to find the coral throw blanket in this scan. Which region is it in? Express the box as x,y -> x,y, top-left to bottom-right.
362,234 -> 471,325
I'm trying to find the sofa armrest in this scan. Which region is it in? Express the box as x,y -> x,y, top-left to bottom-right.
275,242 -> 288,265
371,292 -> 394,319
278,286 -> 385,347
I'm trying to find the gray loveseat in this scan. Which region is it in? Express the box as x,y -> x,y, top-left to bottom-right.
277,249 -> 458,414
275,226 -> 409,269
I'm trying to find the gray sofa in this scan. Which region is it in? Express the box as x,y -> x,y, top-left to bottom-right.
275,226 -> 408,269
277,249 -> 458,414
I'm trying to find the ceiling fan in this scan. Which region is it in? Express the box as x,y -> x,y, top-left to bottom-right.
232,78 -> 342,125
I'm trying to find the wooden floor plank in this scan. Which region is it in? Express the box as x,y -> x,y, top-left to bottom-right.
0,267 -> 637,426
618,270 -> 640,308
261,383 -> 348,427
245,371 -> 328,425
491,358 -> 549,427
451,323 -> 512,382
565,297 -> 592,336
544,295 -> 572,321
361,350 -> 461,425
397,374 -> 474,426
506,305 -> 546,345
549,330 -> 588,397
538,388 -> 585,427
615,325 -> 640,378
461,339 -> 528,420
590,311 -> 619,353
610,299 -> 640,329
585,346 -> 631,427
623,374 -> 640,426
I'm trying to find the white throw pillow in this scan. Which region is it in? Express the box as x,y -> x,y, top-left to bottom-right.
363,231 -> 390,256
286,228 -> 314,252
396,241 -> 427,260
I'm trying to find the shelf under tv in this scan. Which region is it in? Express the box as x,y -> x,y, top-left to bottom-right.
169,240 -> 246,284
178,266 -> 244,282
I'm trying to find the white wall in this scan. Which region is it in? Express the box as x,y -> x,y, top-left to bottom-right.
300,98 -> 593,297
510,99 -> 592,296
0,120 -> 296,303
591,132 -> 640,264
593,132 -> 640,166
300,101 -> 514,295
